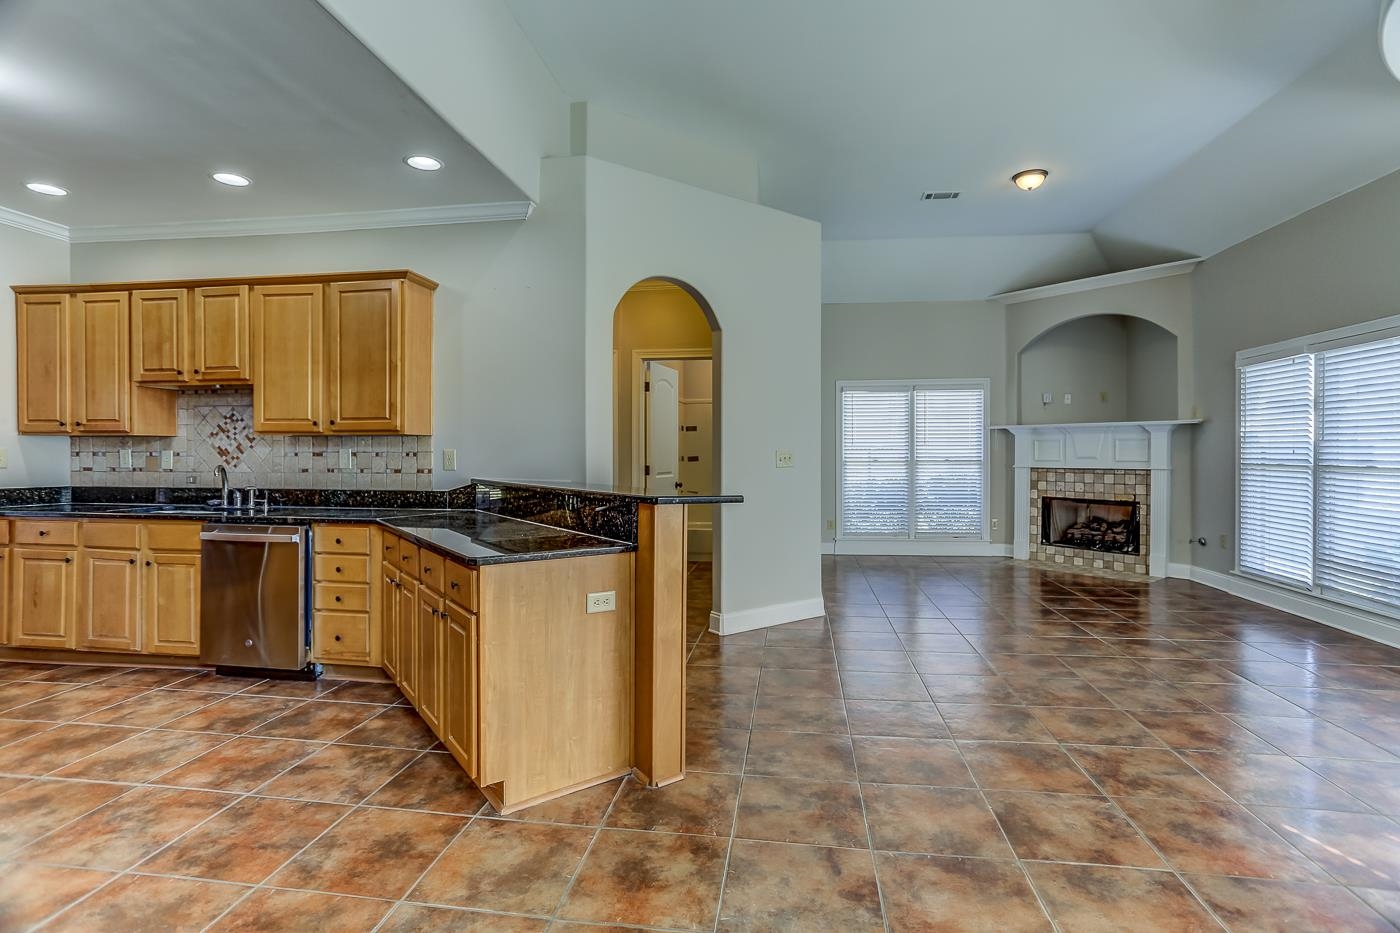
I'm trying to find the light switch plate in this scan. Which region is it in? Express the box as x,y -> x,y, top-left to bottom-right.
118,448 -> 133,469
160,450 -> 174,470
443,448 -> 458,471
1042,392 -> 1053,405
338,448 -> 353,470
775,450 -> 795,468
1063,393 -> 1072,405
587,591 -> 616,613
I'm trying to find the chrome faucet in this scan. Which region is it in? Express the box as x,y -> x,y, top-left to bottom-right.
214,465 -> 230,508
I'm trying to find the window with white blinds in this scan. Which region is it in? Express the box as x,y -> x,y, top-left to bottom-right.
839,381 -> 987,539
1237,320 -> 1400,615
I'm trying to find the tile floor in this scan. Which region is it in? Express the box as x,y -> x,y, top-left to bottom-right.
1,556 -> 1400,930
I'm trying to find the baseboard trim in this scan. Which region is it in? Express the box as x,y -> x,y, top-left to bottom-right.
1187,566 -> 1400,649
709,597 -> 828,636
827,540 -> 1012,558
1167,562 -> 1193,580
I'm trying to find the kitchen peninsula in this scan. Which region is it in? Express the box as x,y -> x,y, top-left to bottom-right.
0,478 -> 740,813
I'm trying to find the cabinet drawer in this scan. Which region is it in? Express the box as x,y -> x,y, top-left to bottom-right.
445,560 -> 478,610
145,522 -> 202,552
380,532 -> 399,562
13,520 -> 78,547
315,525 -> 371,555
0,521 -> 9,545
314,553 -> 371,583
314,581 -> 370,612
394,540 -> 420,578
312,612 -> 372,663
418,548 -> 445,591
81,521 -> 142,549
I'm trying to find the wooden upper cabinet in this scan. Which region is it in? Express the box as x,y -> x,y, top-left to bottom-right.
132,289 -> 188,383
252,283 -> 324,433
72,292 -> 132,434
15,293 -> 70,433
193,285 -> 251,384
326,280 -> 400,433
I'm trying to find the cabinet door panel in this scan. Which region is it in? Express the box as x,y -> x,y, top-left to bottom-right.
10,548 -> 77,649
381,562 -> 400,680
16,294 -> 70,433
251,284 -> 323,432
132,289 -> 187,383
416,588 -> 442,732
194,285 -> 251,384
326,280 -> 399,433
73,292 -> 132,433
396,577 -> 418,702
80,548 -> 142,652
145,551 -> 200,656
442,603 -> 477,778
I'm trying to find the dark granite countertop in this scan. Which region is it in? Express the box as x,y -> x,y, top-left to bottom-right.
0,502 -> 634,566
474,478 -> 744,505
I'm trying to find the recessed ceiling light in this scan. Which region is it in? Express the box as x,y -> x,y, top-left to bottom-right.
211,172 -> 251,187
25,181 -> 67,196
404,155 -> 443,171
1012,169 -> 1049,191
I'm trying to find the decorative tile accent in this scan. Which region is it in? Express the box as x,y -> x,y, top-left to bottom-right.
1029,468 -> 1152,575
70,389 -> 433,490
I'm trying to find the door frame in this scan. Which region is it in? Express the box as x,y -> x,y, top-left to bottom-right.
628,347 -> 712,490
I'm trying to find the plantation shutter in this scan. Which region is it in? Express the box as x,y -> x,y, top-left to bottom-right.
1315,335 -> 1400,610
840,386 -> 912,536
1237,355 -> 1314,588
913,387 -> 985,536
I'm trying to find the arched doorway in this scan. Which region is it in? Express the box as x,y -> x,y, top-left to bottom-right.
612,277 -> 721,641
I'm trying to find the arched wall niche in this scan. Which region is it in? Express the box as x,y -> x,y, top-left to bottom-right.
1016,313 -> 1178,424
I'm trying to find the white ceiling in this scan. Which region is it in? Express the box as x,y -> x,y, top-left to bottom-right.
0,0 -> 526,231
503,0 -> 1381,241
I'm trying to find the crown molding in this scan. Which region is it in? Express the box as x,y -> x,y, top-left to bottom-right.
991,257 -> 1202,305
0,204 -> 70,241
1,201 -> 535,244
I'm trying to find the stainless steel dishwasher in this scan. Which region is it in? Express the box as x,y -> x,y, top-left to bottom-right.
199,524 -> 312,675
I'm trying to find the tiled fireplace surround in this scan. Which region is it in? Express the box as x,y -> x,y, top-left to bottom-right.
1029,468 -> 1151,574
71,389 -> 434,490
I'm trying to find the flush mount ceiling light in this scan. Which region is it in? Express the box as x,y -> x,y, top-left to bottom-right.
1383,0 -> 1400,82
25,181 -> 67,196
211,172 -> 251,187
1012,169 -> 1049,191
404,155 -> 443,171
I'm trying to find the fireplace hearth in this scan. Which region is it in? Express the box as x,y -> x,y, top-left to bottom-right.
1040,496 -> 1140,555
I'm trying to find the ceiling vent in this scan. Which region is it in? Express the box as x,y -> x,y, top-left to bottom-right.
921,191 -> 960,201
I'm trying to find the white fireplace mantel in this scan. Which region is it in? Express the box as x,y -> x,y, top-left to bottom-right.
993,420 -> 1202,577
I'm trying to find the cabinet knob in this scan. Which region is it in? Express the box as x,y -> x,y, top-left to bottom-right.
63,556 -> 72,564
329,420 -> 336,426
334,595 -> 342,603
450,582 -> 459,590
334,634 -> 343,642
335,566 -> 343,574
38,530 -> 47,537
423,566 -> 431,574
312,420 -> 319,427
177,370 -> 183,376
193,369 -> 201,374
58,420 -> 65,427
128,558 -> 136,565
74,421 -> 82,427
335,537 -> 343,545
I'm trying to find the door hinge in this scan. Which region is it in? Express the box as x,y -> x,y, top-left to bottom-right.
644,381 -> 650,392
644,465 -> 651,476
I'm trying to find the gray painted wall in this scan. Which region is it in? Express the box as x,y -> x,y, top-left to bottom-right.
1017,315 -> 1129,424
1191,167 -> 1400,574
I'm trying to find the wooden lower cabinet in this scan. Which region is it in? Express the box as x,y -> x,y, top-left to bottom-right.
416,586 -> 443,733
441,600 -> 478,777
9,546 -> 79,649
395,576 -> 419,703
381,560 -> 401,679
80,547 -> 142,652
145,551 -> 201,656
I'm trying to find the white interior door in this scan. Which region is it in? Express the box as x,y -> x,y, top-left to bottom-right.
644,361 -> 681,496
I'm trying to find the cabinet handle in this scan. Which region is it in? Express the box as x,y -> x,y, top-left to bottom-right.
450,582 -> 459,590
335,566 -> 343,574
74,421 -> 82,427
38,530 -> 48,537
63,556 -> 72,564
334,634 -> 343,642
335,537 -> 343,545
193,369 -> 201,374
423,566 -> 431,574
128,558 -> 136,565
58,420 -> 66,427
334,595 -> 342,603
312,420 -> 319,427
329,420 -> 336,426
146,560 -> 153,566
177,370 -> 184,376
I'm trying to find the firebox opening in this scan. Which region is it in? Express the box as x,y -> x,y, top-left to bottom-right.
1040,496 -> 1140,555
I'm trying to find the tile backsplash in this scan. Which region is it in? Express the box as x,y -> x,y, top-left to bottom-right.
71,389 -> 434,490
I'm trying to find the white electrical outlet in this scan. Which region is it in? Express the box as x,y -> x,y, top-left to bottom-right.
587,591 -> 616,613
338,448 -> 353,470
1063,393 -> 1072,405
775,450 -> 795,468
1042,392 -> 1053,405
443,449 -> 458,471
991,518 -> 1000,531
118,448 -> 133,469
160,450 -> 174,470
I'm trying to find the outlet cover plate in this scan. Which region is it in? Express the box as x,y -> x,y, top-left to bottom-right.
443,448 -> 458,471
587,591 -> 616,613
775,450 -> 795,469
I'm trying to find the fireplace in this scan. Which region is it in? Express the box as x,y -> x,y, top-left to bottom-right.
1040,497 -> 1140,555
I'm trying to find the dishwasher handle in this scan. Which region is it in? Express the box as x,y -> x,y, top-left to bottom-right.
200,527 -> 303,545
